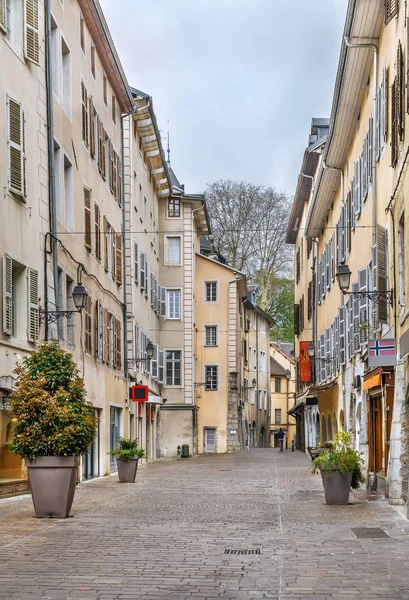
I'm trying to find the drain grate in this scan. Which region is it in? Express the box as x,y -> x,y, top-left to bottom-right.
224,549 -> 261,555
350,527 -> 389,539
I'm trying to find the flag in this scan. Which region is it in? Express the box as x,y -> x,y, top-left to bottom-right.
368,339 -> 396,367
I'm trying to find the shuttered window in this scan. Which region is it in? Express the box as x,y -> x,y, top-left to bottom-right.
115,232 -> 123,285
391,78 -> 398,167
84,295 -> 92,355
352,281 -> 360,353
109,142 -> 114,193
116,155 -> 122,206
296,248 -> 300,283
7,97 -> 26,198
385,0 -> 399,25
81,81 -> 89,147
103,308 -> 109,363
0,0 -> 6,32
376,225 -> 389,323
98,121 -> 106,178
27,267 -> 39,342
140,251 -> 145,290
114,317 -> 121,370
94,203 -> 101,261
103,215 -> 109,271
339,306 -> 346,366
151,343 -> 158,379
89,98 -> 95,158
358,267 -> 369,347
24,0 -> 39,64
134,241 -> 138,283
158,350 -> 165,383
294,304 -> 300,336
307,281 -> 312,321
397,42 -> 404,141
84,187 -> 92,250
3,255 -> 12,335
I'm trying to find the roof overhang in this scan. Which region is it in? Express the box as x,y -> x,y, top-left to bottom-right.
131,89 -> 171,197
79,0 -> 134,113
181,194 -> 211,235
305,0 -> 384,238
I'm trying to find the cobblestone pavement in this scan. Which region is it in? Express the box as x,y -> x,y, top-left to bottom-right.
1,450 -> 409,599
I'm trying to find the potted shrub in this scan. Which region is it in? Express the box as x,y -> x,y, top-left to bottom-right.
109,438 -> 145,483
9,342 -> 96,518
312,431 -> 365,505
307,441 -> 332,461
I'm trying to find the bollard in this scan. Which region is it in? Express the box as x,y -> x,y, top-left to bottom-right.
291,440 -> 294,452
177,445 -> 181,460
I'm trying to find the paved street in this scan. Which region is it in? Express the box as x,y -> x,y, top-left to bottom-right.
0,450 -> 409,599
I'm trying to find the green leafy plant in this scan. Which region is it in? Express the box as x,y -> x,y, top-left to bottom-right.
109,437 -> 145,461
9,341 -> 96,460
312,431 -> 365,489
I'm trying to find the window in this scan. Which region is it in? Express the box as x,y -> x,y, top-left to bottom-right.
84,295 -> 92,355
274,377 -> 281,393
275,409 -> 282,424
168,197 -> 180,217
399,214 -> 405,312
165,236 -> 181,265
134,241 -> 138,283
166,350 -> 181,385
80,13 -> 85,53
264,390 -> 267,410
81,81 -> 89,147
103,73 -> 108,106
3,254 -> 38,342
90,43 -> 96,78
205,366 -> 218,391
54,141 -> 62,221
253,348 -> 257,369
61,37 -> 71,117
95,203 -> 101,261
7,96 -> 26,198
98,121 -> 106,179
205,325 -> 217,347
112,94 -> 116,124
84,187 -> 92,250
4,0 -> 24,56
63,154 -> 74,229
260,318 -> 265,333
258,389 -> 262,410
166,289 -> 181,319
50,17 -> 59,98
260,351 -> 266,371
205,281 -> 217,302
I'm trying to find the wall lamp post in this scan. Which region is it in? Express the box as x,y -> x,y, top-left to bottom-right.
39,283 -> 88,324
336,262 -> 394,303
194,375 -> 212,388
307,343 -> 338,364
126,341 -> 155,368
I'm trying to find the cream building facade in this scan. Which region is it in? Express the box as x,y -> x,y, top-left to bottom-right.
0,0 -> 48,495
290,0 -> 409,504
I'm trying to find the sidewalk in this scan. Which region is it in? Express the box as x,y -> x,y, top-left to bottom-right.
0,449 -> 408,599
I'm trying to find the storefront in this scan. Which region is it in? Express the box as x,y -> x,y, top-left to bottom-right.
0,377 -> 29,497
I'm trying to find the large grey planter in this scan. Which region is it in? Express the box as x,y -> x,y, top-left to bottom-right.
27,456 -> 80,518
320,467 -> 352,505
117,458 -> 139,483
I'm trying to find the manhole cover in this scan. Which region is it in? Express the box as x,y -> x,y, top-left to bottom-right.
350,527 -> 389,539
224,549 -> 261,555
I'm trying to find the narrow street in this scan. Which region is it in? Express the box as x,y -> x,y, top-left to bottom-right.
1,450 -> 409,600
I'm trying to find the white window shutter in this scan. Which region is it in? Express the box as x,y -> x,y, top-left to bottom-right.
3,255 -> 12,335
331,234 -> 335,282
145,255 -> 148,298
152,344 -> 158,379
160,286 -> 166,317
27,267 -> 39,342
150,273 -> 155,307
134,242 -> 138,283
359,267 -> 368,347
368,118 -> 373,183
158,350 -> 164,383
352,281 -> 360,353
325,328 -> 330,380
0,0 -> 6,33
140,251 -> 145,290
382,65 -> 388,145
7,98 -> 26,198
24,0 -> 40,65
339,306 -> 346,366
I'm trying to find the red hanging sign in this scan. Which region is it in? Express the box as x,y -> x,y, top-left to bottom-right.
299,341 -> 311,382
129,385 -> 149,402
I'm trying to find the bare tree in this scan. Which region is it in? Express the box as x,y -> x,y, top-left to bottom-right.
205,180 -> 293,311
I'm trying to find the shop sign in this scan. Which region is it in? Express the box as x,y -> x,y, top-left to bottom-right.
368,339 -> 396,367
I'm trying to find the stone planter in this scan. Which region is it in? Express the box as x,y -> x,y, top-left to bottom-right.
117,458 -> 139,483
27,456 -> 80,518
320,467 -> 352,505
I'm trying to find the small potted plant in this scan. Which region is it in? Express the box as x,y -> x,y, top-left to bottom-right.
8,342 -> 96,518
312,431 -> 365,505
109,437 -> 145,483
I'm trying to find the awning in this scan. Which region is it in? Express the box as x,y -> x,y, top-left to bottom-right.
362,373 -> 381,391
288,402 -> 305,416
147,395 -> 162,405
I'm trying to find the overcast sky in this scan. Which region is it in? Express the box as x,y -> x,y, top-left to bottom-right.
100,0 -> 348,197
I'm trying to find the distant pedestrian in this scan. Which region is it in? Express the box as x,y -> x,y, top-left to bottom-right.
277,428 -> 285,452
245,436 -> 250,451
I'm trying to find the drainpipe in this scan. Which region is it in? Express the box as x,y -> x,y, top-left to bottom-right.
45,0 -> 58,339
344,36 -> 378,247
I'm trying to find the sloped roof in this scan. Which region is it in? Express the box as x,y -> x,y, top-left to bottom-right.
270,357 -> 289,377
271,342 -> 295,362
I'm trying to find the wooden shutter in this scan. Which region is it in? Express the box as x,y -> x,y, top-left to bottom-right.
317,260 -> 321,305
98,121 -> 105,178
103,308 -> 109,363
113,317 -> 121,370
377,225 -> 388,323
134,241 -> 138,283
331,234 -> 335,282
397,42 -> 404,141
89,97 -> 95,158
391,78 -> 398,167
3,255 -> 12,335
84,187 -> 92,250
116,155 -> 122,206
115,232 -> 123,285
95,204 -> 101,261
359,267 -> 368,347
296,248 -> 300,283
84,295 -> 92,355
385,0 -> 399,25
407,21 -> 409,113
140,251 -> 145,290
111,228 -> 116,281
7,97 -> 26,198
94,299 -> 99,359
24,0 -> 40,64
372,243 -> 379,330
0,0 -> 6,33
103,216 -> 109,271
111,148 -> 117,195
382,66 -> 388,144
27,267 -> 39,342
294,304 -> 300,336
109,142 -> 114,193
145,256 -> 148,298
81,81 -> 89,147
307,281 -> 312,320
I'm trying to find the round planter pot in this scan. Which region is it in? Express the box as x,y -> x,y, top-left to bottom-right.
27,456 -> 80,518
117,458 -> 139,483
320,467 -> 352,505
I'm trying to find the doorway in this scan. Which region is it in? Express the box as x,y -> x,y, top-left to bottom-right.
369,395 -> 383,474
110,406 -> 122,473
83,408 -> 100,480
204,427 -> 216,453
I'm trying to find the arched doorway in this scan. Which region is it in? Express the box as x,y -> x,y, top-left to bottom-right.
321,415 -> 327,443
251,421 -> 256,447
316,413 -> 320,445
327,415 -> 333,441
333,413 -> 338,436
339,410 -> 345,431
259,426 -> 265,448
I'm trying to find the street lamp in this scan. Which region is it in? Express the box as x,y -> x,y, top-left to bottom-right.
126,340 -> 155,368
71,283 -> 89,311
39,282 -> 88,324
307,342 -> 315,359
336,262 -> 352,294
335,261 -> 394,303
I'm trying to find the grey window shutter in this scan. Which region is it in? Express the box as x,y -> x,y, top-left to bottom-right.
368,117 -> 373,183
382,66 -> 388,145
349,297 -> 354,358
359,267 -> 368,347
378,225 -> 388,323
339,306 -> 346,366
375,90 -> 380,160
320,333 -> 326,382
317,260 -> 321,304
371,244 -> 379,331
152,344 -> 158,379
134,242 -> 138,283
160,286 -> 166,317
27,267 -> 39,342
158,350 -> 164,383
346,192 -> 352,253
325,328 -> 330,380
352,281 -> 360,353
3,254 -> 12,335
331,234 -> 335,282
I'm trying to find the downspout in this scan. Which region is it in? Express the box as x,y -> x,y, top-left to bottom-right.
344,36 -> 378,247
45,0 -> 58,340
191,204 -> 204,447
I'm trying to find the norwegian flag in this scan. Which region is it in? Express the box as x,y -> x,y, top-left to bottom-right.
368,339 -> 396,367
